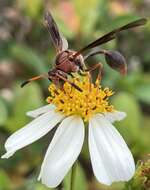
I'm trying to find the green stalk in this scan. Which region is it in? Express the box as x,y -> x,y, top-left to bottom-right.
70,162 -> 77,190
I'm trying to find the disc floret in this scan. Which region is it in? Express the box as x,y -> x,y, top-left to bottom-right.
47,76 -> 114,121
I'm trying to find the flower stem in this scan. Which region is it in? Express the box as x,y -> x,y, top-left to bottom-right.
70,162 -> 77,190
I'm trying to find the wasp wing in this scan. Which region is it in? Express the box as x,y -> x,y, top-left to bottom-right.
44,11 -> 68,53
60,32 -> 69,51
74,18 -> 147,57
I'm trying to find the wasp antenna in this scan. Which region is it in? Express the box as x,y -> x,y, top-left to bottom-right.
21,80 -> 30,88
20,74 -> 48,88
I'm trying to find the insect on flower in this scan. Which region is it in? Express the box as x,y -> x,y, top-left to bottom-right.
1,11 -> 148,189
21,11 -> 147,91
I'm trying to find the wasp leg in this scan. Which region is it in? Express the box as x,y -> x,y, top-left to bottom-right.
55,73 -> 82,92
86,63 -> 103,87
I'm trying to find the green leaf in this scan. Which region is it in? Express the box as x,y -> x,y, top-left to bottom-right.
73,0 -> 99,35
112,93 -> 150,156
17,0 -> 43,19
111,92 -> 142,142
116,73 -> 150,104
107,14 -> 143,30
10,43 -> 49,87
0,170 -> 12,190
6,83 -> 43,132
63,162 -> 87,190
134,84 -> 150,104
10,43 -> 48,74
36,183 -> 55,190
0,97 -> 8,126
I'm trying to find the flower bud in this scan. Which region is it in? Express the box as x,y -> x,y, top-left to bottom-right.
125,158 -> 150,190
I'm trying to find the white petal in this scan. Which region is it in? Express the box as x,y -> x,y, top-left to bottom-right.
103,111 -> 126,123
38,115 -> 84,188
1,110 -> 64,159
26,104 -> 56,118
89,114 -> 135,185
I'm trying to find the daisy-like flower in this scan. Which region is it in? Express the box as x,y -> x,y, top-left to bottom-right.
1,76 -> 135,188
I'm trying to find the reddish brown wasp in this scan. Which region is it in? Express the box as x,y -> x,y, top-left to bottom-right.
21,11 -> 147,91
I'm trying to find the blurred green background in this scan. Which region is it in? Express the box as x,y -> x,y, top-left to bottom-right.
0,0 -> 150,190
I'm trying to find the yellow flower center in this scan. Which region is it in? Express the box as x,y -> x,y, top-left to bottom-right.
47,75 -> 114,121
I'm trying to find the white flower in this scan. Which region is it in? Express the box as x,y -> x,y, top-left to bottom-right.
1,76 -> 135,188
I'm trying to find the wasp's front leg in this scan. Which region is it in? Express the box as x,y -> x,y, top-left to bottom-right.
54,70 -> 83,92
86,62 -> 103,83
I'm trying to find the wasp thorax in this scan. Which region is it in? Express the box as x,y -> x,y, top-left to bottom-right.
55,50 -> 84,73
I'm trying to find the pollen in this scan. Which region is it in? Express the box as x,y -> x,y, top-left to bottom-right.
47,75 -> 115,121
